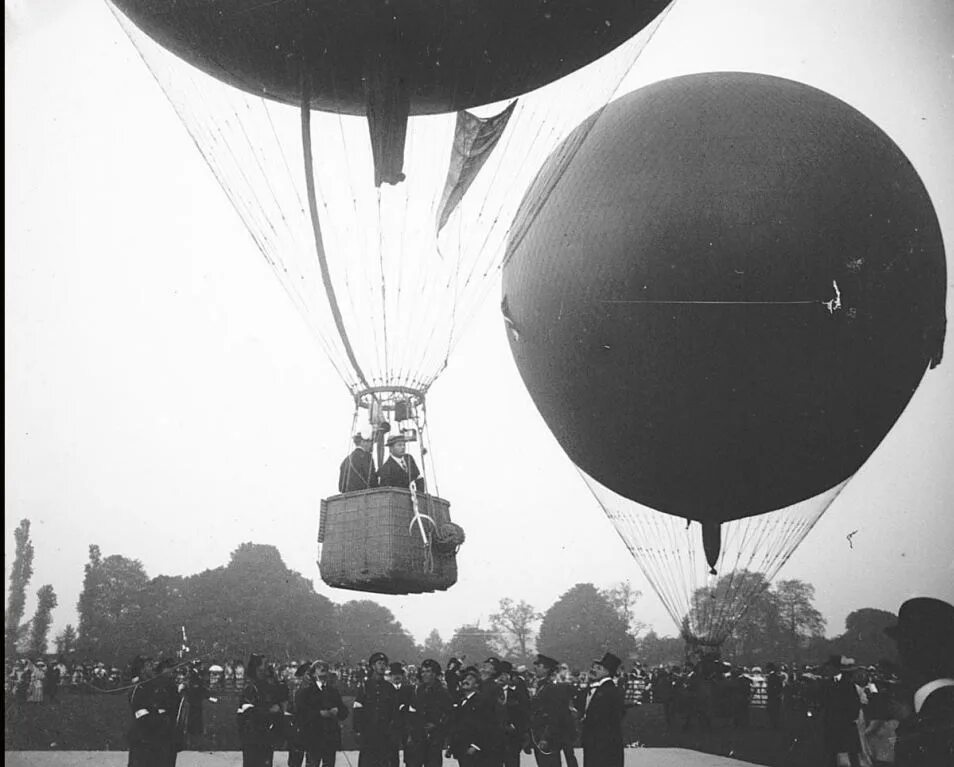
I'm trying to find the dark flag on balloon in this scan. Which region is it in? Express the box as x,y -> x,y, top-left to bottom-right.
436,101 -> 517,232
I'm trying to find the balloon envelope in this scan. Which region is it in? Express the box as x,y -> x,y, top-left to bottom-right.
110,0 -> 669,114
502,72 -> 946,523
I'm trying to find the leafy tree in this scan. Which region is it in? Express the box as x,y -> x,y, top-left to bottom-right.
831,608 -> 898,665
489,598 -> 541,662
54,624 -> 78,656
603,581 -> 647,637
773,579 -> 826,665
178,543 -> 341,663
5,519 -> 35,658
28,584 -> 57,656
636,631 -> 684,667
446,624 -> 500,665
75,545 -> 150,663
537,583 -> 635,671
336,600 -> 417,665
422,629 -> 446,661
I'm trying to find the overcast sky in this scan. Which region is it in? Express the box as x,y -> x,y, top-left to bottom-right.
6,0 -> 954,651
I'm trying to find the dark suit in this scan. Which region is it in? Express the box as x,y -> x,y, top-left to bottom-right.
448,691 -> 499,767
581,679 -> 624,767
528,678 -> 575,767
339,448 -> 377,493
895,684 -> 954,767
378,455 -> 424,492
405,681 -> 452,767
500,684 -> 529,767
821,675 -> 862,767
127,678 -> 176,767
354,677 -> 399,767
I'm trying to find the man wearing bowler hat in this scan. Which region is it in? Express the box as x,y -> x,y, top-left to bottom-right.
378,434 -> 425,492
580,652 -> 625,767
885,597 -> 954,767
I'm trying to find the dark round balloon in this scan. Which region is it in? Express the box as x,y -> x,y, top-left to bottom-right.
110,0 -> 669,115
502,72 -> 946,523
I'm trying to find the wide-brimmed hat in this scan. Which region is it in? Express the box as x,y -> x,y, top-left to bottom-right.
594,652 -> 622,675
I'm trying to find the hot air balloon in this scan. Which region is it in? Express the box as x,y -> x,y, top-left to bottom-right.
106,1 -> 676,593
502,71 -> 946,645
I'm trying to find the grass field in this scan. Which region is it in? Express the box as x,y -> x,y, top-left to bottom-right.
5,692 -> 826,766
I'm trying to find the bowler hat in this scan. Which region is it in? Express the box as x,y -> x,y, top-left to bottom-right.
389,662 -> 406,676
369,651 -> 389,666
885,597 -> 954,642
594,652 -> 622,675
534,654 -> 559,671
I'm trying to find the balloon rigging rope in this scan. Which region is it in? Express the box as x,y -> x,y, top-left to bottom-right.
111,7 -> 357,389
300,86 -> 370,391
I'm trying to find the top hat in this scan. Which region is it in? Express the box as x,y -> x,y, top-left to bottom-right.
388,662 -> 406,676
594,652 -> 622,675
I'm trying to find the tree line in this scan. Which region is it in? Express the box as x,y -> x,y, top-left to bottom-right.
5,518 -> 898,669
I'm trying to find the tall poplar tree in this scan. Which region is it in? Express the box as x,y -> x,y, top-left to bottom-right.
5,519 -> 35,658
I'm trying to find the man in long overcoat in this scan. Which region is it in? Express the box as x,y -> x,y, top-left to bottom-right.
886,597 -> 954,767
580,652 -> 625,767
525,654 -> 575,767
405,659 -> 452,767
354,652 -> 400,767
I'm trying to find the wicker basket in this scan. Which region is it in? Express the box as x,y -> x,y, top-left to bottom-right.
317,488 -> 459,594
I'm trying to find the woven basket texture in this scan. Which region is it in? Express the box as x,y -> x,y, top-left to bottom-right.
318,488 -> 458,594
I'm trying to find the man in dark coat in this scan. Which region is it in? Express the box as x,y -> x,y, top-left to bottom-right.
446,666 -> 499,767
496,661 -> 529,767
354,652 -> 400,767
580,652 -> 625,767
295,660 -> 349,767
820,656 -> 863,767
405,659 -> 452,767
181,662 -> 218,749
339,429 -> 378,493
525,654 -> 575,767
885,597 -> 954,767
765,663 -> 784,730
237,653 -> 285,767
127,655 -> 175,767
377,436 -> 424,492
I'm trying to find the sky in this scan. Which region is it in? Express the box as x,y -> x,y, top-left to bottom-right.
6,0 -> 954,651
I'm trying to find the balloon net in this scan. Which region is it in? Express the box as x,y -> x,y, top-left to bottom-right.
107,1 -> 677,398
581,470 -> 848,646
